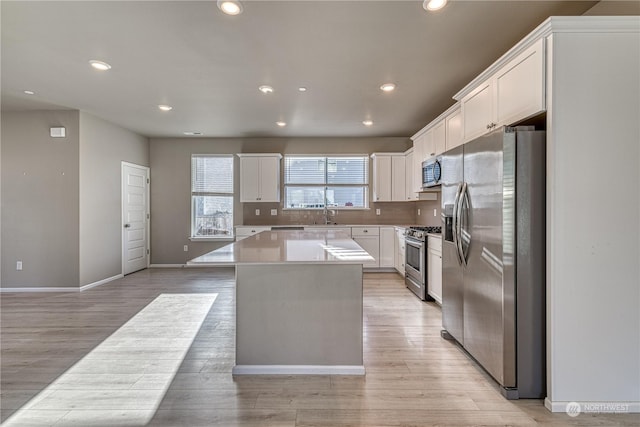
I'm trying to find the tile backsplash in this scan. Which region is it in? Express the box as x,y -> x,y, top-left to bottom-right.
242,193 -> 441,227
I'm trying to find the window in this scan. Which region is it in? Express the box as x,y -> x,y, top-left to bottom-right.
191,155 -> 234,238
284,156 -> 369,209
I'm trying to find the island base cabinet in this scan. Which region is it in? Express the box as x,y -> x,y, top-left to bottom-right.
234,263 -> 364,375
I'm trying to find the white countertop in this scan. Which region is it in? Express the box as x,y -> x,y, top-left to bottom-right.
188,230 -> 375,265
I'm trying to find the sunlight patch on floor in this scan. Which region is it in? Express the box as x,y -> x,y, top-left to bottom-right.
1,293 -> 218,426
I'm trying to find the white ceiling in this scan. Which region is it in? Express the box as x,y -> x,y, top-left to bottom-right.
1,1 -> 598,138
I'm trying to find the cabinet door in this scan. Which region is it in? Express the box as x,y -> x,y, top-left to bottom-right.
432,120 -> 446,156
373,155 -> 392,202
240,157 -> 260,202
413,134 -> 425,193
379,227 -> 395,268
391,155 -> 406,202
494,38 -> 545,127
353,236 -> 380,268
258,157 -> 280,202
404,151 -> 416,201
428,247 -> 442,304
445,108 -> 463,151
423,128 -> 436,159
461,79 -> 493,143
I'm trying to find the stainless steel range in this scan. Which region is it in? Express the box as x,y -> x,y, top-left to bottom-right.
405,226 -> 441,301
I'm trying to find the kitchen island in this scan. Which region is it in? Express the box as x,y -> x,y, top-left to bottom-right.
188,230 -> 373,375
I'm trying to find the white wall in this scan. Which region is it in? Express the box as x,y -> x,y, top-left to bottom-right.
546,27 -> 640,409
79,112 -> 149,286
1,110 -> 80,288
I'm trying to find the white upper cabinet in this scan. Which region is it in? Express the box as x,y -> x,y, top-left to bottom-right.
371,154 -> 392,202
432,120 -> 446,157
445,107 -> 463,151
411,134 -> 425,193
391,155 -> 406,202
238,154 -> 282,202
494,38 -> 545,127
460,38 -> 545,143
461,79 -> 493,142
404,149 -> 417,201
371,153 -> 406,202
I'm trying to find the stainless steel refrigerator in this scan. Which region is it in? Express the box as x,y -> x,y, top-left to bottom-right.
440,126 -> 546,399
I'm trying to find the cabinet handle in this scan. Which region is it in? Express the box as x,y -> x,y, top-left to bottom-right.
363,230 -> 368,233
486,124 -> 491,129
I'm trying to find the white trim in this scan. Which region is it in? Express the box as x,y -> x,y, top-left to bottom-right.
453,16 -> 640,101
185,263 -> 236,268
545,398 -> 640,414
236,153 -> 282,159
232,365 -> 365,376
1,287 -> 79,293
1,274 -> 124,293
79,274 -> 123,291
149,264 -> 186,268
410,102 -> 460,140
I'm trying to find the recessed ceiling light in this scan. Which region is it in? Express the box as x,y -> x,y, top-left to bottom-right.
183,131 -> 202,136
259,85 -> 274,94
89,60 -> 111,71
298,87 -> 307,92
276,121 -> 287,127
380,83 -> 396,92
217,0 -> 243,15
23,90 -> 35,95
423,0 -> 448,11
158,104 -> 173,111
363,120 -> 374,126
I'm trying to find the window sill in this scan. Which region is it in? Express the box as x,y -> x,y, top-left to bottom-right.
282,208 -> 370,211
189,236 -> 235,242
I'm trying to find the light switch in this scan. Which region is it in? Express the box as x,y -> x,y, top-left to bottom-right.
270,209 -> 277,216
418,209 -> 421,216
255,209 -> 260,216
375,208 -> 381,215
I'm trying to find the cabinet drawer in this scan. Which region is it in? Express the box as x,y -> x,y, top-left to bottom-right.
351,226 -> 380,237
235,226 -> 270,237
305,227 -> 352,237
428,235 -> 442,253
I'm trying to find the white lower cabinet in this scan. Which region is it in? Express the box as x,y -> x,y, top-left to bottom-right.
394,227 -> 406,275
427,236 -> 442,304
351,227 -> 380,268
235,226 -> 271,241
379,227 -> 395,268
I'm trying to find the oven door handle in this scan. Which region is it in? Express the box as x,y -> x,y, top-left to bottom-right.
452,182 -> 463,266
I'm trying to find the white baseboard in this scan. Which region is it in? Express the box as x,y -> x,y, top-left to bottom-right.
232,365 -> 365,376
545,397 -> 640,413
0,286 -> 80,293
149,264 -> 186,268
79,274 -> 123,291
1,273 -> 124,293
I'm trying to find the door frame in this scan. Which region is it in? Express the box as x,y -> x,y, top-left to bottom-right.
121,161 -> 150,275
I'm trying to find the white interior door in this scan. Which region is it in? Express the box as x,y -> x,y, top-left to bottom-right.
122,162 -> 149,275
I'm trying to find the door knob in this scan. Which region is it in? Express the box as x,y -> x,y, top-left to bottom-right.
124,224 -> 131,228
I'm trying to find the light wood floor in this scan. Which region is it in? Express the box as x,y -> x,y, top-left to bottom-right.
1,268 -> 637,426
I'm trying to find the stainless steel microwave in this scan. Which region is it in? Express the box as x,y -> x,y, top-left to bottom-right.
422,157 -> 442,189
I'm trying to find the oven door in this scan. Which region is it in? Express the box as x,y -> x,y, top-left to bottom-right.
405,237 -> 426,299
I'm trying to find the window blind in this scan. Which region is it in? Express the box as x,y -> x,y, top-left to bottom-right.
191,155 -> 233,194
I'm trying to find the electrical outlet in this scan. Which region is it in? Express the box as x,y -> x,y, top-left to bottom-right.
255,209 -> 260,216
434,209 -> 437,217
183,245 -> 188,252
375,208 -> 381,215
16,261 -> 23,271
270,209 -> 277,216
417,209 -> 421,216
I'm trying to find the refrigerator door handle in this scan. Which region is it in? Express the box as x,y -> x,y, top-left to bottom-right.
460,182 -> 470,265
456,182 -> 468,267
452,182 -> 463,265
